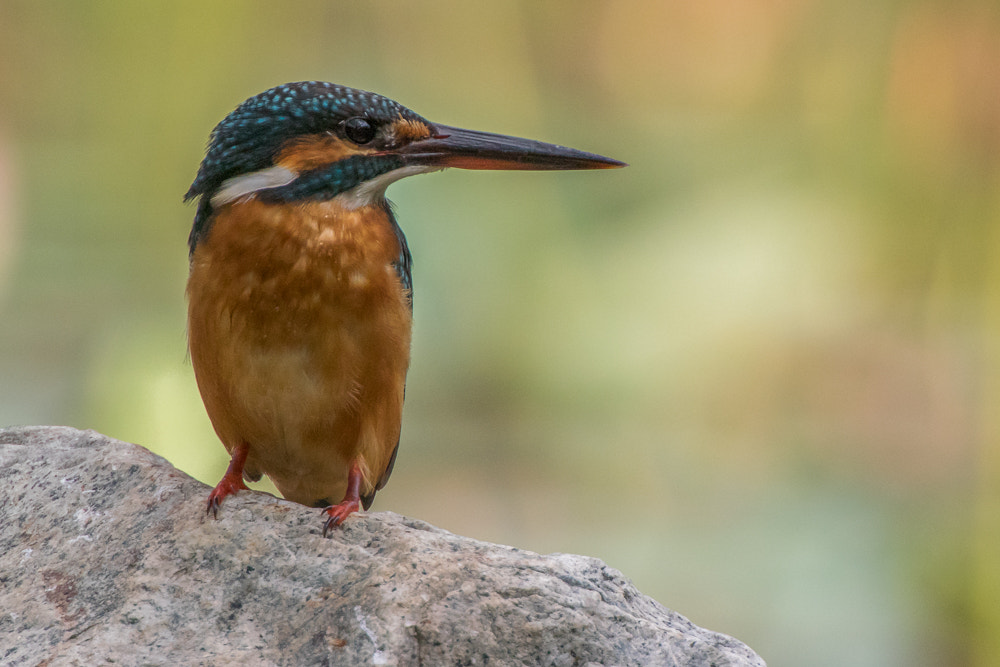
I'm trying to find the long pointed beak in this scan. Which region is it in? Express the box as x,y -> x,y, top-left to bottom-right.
397,124 -> 627,171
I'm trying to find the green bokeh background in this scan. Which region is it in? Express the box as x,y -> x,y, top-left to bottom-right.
2,2 -> 998,665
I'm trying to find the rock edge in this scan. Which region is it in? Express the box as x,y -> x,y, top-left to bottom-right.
0,426 -> 765,666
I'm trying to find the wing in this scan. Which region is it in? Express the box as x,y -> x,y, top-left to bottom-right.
384,201 -> 413,310
361,440 -> 399,510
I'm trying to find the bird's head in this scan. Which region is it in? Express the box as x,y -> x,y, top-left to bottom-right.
185,81 -> 625,251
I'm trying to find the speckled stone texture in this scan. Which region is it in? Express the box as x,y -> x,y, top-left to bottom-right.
0,426 -> 765,667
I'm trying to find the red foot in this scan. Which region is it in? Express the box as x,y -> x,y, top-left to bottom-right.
322,498 -> 360,535
322,461 -> 363,536
207,442 -> 250,518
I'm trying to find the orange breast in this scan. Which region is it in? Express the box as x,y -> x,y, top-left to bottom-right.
186,197 -> 412,506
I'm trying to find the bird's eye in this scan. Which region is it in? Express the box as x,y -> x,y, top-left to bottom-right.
343,117 -> 376,144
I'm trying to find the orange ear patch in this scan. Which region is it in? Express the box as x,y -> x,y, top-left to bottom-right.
392,118 -> 432,142
276,134 -> 359,172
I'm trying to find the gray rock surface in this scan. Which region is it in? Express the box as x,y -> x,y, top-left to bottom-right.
0,425 -> 765,666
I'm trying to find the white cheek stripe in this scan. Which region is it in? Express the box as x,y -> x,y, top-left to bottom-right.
210,166 -> 298,208
209,163 -> 442,210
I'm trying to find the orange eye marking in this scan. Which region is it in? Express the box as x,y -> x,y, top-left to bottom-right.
393,119 -> 432,142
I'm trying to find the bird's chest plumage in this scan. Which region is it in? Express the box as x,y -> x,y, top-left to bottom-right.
186,197 -> 411,505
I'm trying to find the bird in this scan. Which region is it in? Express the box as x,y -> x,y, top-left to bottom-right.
184,81 -> 625,535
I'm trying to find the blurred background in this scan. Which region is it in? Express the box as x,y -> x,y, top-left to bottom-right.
1,1 -> 998,665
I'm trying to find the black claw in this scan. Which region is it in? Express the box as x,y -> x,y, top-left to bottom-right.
322,506 -> 343,537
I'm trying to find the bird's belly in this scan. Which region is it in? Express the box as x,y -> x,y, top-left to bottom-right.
187,199 -> 412,505
225,337 -> 363,496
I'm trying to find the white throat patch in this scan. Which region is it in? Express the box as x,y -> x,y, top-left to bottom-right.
334,165 -> 442,210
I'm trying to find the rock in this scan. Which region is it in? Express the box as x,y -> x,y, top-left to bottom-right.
0,426 -> 765,666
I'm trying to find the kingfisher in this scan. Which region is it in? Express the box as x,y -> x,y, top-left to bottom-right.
185,81 -> 624,535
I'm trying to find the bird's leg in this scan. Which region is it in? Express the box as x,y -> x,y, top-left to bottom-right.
322,460 -> 363,536
206,441 -> 250,518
